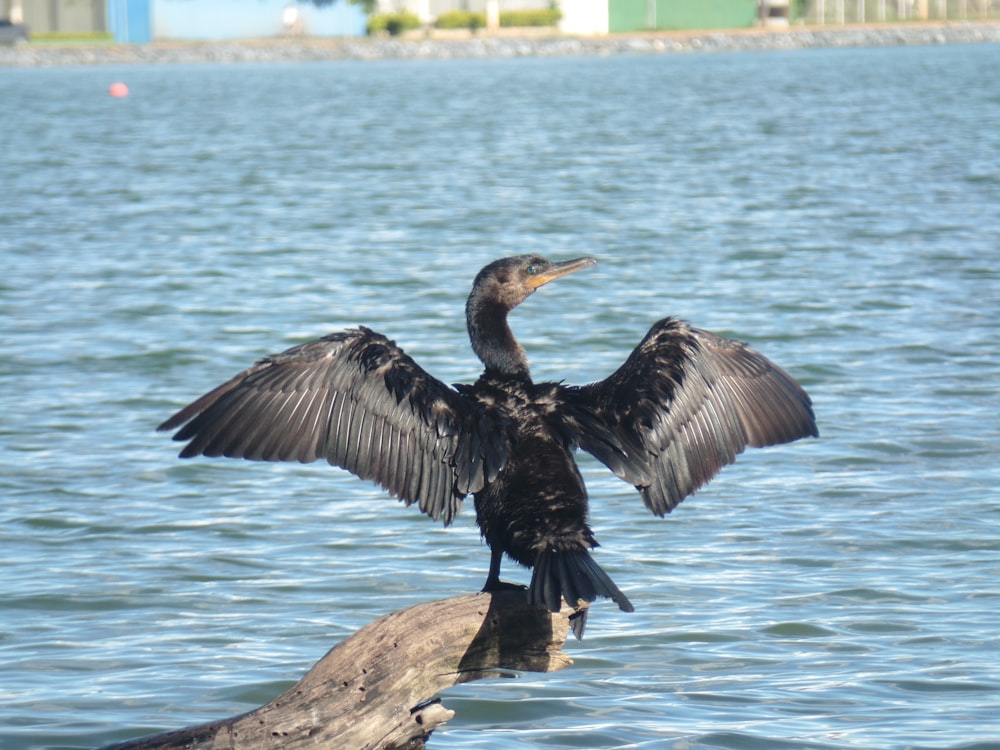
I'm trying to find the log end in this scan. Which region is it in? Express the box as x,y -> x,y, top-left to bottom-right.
101,590 -> 581,750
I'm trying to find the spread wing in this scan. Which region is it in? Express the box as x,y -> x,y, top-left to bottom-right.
564,318 -> 817,516
158,326 -> 509,525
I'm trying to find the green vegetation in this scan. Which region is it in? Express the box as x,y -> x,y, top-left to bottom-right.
312,0 -> 376,13
434,7 -> 562,30
434,10 -> 484,30
366,11 -> 422,36
28,31 -> 114,43
499,8 -> 562,27
368,6 -> 561,35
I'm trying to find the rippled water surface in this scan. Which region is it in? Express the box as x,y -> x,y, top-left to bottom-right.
2,44 -> 999,749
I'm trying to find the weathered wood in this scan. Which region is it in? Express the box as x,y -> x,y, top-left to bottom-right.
102,591 -> 577,750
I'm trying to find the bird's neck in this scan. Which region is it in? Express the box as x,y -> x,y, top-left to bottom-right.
466,297 -> 531,379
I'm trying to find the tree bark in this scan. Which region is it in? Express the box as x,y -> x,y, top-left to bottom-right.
102,591 -> 577,750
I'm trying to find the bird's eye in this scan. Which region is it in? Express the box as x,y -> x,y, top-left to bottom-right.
526,266 -> 536,275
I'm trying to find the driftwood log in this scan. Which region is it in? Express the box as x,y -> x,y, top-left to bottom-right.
103,591 -> 577,750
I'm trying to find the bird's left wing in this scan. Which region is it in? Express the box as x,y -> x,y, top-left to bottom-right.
158,327 -> 508,525
561,317 -> 817,516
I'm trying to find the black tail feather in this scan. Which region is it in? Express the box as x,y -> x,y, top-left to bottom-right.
529,549 -> 633,638
568,608 -> 589,640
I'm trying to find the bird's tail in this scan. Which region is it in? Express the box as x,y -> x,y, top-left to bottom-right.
529,549 -> 634,639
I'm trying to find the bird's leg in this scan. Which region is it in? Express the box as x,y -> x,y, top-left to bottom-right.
481,545 -> 525,592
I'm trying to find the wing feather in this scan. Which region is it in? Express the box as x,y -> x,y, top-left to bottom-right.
566,318 -> 817,516
158,327 -> 508,524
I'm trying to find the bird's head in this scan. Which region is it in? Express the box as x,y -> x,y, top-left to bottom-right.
465,255 -> 597,377
469,255 -> 597,312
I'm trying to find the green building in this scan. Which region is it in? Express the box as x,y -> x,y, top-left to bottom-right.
560,0 -> 765,35
611,0 -> 758,31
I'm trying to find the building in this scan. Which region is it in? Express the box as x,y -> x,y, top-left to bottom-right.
561,0 -> 760,34
375,0 -> 764,34
2,0 -> 366,42
2,0 -> 107,36
2,0 -> 829,41
147,0 -> 366,41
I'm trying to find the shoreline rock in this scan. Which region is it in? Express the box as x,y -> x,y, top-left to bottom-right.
2,21 -> 998,68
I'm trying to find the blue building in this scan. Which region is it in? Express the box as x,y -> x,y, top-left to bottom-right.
3,0 -> 366,42
107,0 -> 151,42
143,0 -> 366,42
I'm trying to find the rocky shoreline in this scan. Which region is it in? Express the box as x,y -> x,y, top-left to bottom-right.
2,21 -> 998,67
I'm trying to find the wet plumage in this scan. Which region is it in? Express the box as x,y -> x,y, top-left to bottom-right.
159,255 -> 817,637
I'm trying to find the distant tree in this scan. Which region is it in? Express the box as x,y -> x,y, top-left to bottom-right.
306,0 -> 376,15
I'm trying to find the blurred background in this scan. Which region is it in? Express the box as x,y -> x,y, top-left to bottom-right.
2,40 -> 998,750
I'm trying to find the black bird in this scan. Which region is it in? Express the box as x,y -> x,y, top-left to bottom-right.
159,255 -> 817,636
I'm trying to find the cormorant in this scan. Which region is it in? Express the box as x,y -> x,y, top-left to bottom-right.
159,255 -> 817,637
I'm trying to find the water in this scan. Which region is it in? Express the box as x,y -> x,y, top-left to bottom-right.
2,43 -> 999,750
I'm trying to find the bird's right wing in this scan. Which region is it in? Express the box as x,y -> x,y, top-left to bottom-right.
563,318 -> 817,516
158,327 -> 509,525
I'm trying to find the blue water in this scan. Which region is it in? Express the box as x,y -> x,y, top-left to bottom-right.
2,43 -> 999,749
